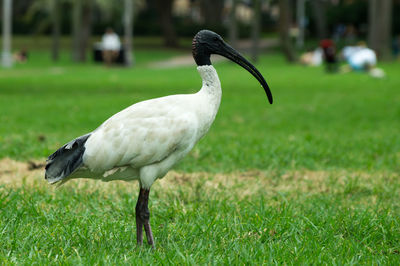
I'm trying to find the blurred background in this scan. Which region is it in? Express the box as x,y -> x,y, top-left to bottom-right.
1,0 -> 400,67
0,0 -> 399,168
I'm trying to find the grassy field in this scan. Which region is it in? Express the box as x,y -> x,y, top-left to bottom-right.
0,45 -> 400,264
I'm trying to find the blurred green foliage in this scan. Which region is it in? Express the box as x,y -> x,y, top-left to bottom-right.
11,0 -> 400,37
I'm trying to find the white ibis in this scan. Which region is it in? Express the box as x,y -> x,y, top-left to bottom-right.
45,30 -> 273,248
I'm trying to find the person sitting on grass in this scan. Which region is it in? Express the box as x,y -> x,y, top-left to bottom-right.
13,49 -> 28,63
101,27 -> 121,66
341,42 -> 385,78
300,48 -> 323,67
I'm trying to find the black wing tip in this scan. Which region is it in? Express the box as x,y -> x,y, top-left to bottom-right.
45,133 -> 91,182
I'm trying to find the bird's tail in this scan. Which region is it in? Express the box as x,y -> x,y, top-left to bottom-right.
45,133 -> 91,185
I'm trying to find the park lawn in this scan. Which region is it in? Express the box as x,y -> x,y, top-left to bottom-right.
0,48 -> 400,264
0,50 -> 399,172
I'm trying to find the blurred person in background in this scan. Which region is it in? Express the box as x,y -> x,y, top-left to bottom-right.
341,42 -> 385,78
13,49 -> 28,63
300,48 -> 323,67
102,27 -> 121,66
320,39 -> 338,73
342,45 -> 363,61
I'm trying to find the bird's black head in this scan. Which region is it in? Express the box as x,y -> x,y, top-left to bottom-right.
192,30 -> 224,66
192,30 -> 273,104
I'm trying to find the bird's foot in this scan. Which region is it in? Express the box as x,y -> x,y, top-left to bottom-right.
144,221 -> 155,248
136,188 -> 155,248
136,216 -> 155,248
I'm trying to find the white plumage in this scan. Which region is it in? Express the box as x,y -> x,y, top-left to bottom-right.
69,66 -> 220,188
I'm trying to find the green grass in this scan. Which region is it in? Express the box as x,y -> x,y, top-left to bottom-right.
1,170 -> 399,264
1,45 -> 400,264
1,51 -> 399,172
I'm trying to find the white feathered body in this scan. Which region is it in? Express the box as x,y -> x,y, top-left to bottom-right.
56,65 -> 221,188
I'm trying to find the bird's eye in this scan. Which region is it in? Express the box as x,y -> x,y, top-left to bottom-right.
213,36 -> 219,41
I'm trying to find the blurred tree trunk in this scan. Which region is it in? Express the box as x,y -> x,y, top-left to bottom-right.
368,0 -> 392,60
52,0 -> 60,62
72,0 -> 93,62
228,0 -> 238,48
279,0 -> 296,62
310,0 -> 328,39
79,0 -> 93,61
72,0 -> 82,62
124,0 -> 134,67
199,0 -> 224,26
296,0 -> 305,48
251,0 -> 261,62
2,0 -> 13,68
155,0 -> 178,47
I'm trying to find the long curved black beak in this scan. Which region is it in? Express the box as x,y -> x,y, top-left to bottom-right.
215,42 -> 273,104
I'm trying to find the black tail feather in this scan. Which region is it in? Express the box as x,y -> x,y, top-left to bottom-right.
45,133 -> 91,183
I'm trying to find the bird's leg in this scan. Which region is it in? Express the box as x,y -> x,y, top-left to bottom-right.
135,203 -> 144,246
135,187 -> 155,248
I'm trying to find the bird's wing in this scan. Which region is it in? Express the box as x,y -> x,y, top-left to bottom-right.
82,95 -> 198,172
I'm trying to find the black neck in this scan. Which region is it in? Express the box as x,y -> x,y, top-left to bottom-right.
192,43 -> 212,66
